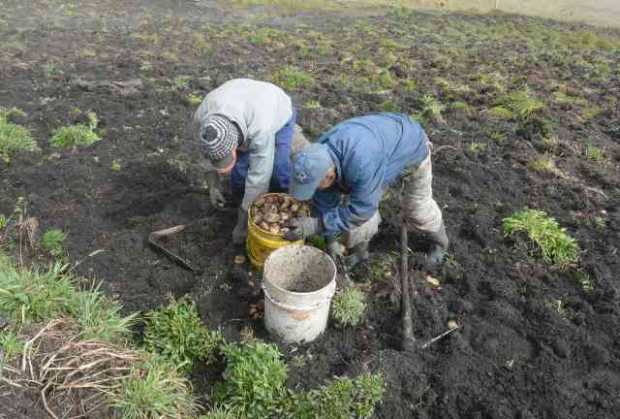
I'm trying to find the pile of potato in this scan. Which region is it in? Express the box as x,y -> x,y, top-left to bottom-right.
251,194 -> 310,236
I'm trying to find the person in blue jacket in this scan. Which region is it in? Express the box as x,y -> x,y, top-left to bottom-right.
284,113 -> 449,266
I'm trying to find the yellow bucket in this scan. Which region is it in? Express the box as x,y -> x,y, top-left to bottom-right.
246,193 -> 304,270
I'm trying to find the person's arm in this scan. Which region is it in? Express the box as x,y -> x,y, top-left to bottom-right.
320,167 -> 383,238
240,131 -> 276,211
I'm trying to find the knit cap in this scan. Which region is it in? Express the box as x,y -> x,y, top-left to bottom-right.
200,114 -> 241,169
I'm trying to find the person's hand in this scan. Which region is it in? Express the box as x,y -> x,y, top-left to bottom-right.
209,186 -> 226,208
327,239 -> 345,259
206,171 -> 226,208
283,217 -> 322,241
232,209 -> 248,245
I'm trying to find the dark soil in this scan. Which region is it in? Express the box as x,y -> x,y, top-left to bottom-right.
1,1 -> 619,418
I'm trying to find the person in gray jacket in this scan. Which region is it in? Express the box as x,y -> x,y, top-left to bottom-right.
192,78 -> 299,244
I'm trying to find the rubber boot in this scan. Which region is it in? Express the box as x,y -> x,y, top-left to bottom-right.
427,222 -> 449,266
345,241 -> 370,269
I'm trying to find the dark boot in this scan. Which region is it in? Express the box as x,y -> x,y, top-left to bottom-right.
427,223 -> 449,266
345,241 -> 370,269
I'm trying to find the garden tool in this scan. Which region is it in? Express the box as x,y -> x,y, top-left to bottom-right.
148,206 -> 234,272
148,224 -> 198,272
400,222 -> 416,351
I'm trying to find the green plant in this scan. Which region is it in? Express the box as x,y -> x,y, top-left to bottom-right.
285,373 -> 384,419
272,66 -> 314,90
573,271 -> 594,293
113,355 -> 198,419
41,228 -> 66,257
70,285 -> 135,343
379,99 -> 399,112
528,157 -> 563,177
401,79 -> 417,93
185,93 -> 203,106
584,143 -> 604,161
500,89 -> 545,120
304,100 -> 321,109
468,142 -> 487,155
331,288 -> 367,328
111,159 -> 122,171
173,75 -> 192,90
0,256 -> 74,323
0,329 -> 25,362
143,298 -> 223,372
50,112 -> 101,149
0,108 -> 39,163
421,95 -> 445,123
200,405 -> 241,419
502,209 -> 579,268
0,214 -> 7,231
488,105 -> 514,120
215,341 -> 288,418
488,130 -> 507,143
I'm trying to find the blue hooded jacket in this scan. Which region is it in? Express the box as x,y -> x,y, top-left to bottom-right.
314,113 -> 429,238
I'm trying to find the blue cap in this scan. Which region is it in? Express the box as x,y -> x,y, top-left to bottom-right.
290,143 -> 333,201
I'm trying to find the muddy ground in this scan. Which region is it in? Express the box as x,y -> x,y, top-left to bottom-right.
1,0 -> 619,418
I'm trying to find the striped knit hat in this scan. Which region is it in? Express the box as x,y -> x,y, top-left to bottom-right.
200,114 -> 241,169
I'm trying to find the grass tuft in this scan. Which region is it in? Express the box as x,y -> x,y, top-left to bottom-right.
272,66 -> 314,90
143,298 -> 223,373
285,372 -> 384,419
331,287 -> 367,328
500,89 -> 545,120
0,107 -> 39,163
0,256 -> 74,324
41,228 -> 66,257
113,355 -> 198,419
70,285 -> 136,343
215,341 -> 288,418
528,157 -> 563,177
584,143 -> 604,161
502,209 -> 579,268
50,112 -> 101,150
0,329 -> 25,362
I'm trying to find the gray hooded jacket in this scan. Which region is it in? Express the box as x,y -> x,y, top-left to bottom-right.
192,78 -> 293,210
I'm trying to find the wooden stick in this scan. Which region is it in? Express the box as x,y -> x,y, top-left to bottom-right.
400,223 -> 415,351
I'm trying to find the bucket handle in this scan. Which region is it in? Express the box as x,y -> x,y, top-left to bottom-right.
262,286 -> 334,312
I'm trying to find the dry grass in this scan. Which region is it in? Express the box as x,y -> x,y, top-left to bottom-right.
2,319 -> 140,419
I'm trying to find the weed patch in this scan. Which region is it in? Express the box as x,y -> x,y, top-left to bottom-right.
331,288 -> 367,328
0,107 -> 39,163
143,298 -> 223,373
215,340 -> 288,418
114,354 -> 198,419
503,209 -> 579,268
41,228 -> 66,257
499,89 -> 545,120
50,112 -> 101,150
272,66 -> 314,90
528,157 -> 563,177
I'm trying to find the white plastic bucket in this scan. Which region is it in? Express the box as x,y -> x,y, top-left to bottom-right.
262,244 -> 336,343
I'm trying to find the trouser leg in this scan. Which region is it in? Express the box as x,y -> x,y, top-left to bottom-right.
401,150 -> 448,264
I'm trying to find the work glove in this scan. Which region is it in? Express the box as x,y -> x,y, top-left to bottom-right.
283,217 -> 322,241
327,238 -> 346,259
206,171 -> 226,209
232,208 -> 249,245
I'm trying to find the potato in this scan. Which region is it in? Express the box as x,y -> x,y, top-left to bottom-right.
290,203 -> 299,213
269,224 -> 280,235
259,221 -> 270,231
264,212 -> 280,223
279,212 -> 290,222
253,212 -> 263,224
